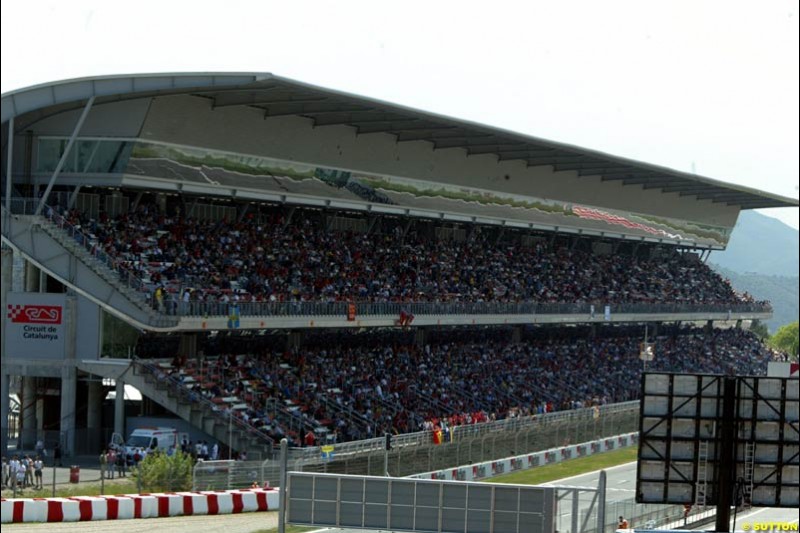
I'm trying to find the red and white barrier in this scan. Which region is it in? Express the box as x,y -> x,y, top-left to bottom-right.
1,488 -> 278,524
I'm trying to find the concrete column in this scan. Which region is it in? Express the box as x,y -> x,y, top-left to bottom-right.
60,366 -> 77,457
24,260 -> 40,292
114,380 -> 125,437
38,269 -> 48,292
0,372 -> 9,455
1,248 -> 12,455
61,296 -> 77,457
414,328 -> 426,347
288,331 -> 304,351
87,381 -> 102,430
21,377 -> 37,449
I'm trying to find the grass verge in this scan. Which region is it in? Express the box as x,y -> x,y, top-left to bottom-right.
484,446 -> 638,485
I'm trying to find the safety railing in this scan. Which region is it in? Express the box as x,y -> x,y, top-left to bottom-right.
132,358 -> 275,457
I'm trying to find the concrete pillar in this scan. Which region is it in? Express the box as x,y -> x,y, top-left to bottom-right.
38,269 -> 48,292
179,334 -> 197,359
114,380 -> 125,437
1,248 -> 12,455
414,328 -> 426,348
24,260 -> 40,292
21,377 -> 37,449
61,295 -> 77,457
60,366 -> 77,457
0,372 -> 9,455
288,331 -> 304,351
87,381 -> 102,430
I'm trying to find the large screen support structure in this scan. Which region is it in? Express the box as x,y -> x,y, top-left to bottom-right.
637,373 -> 799,532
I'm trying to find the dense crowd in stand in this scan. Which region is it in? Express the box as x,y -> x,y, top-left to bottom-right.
55,202 -> 762,307
152,326 -> 778,446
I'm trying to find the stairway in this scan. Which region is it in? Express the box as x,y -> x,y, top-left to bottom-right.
76,359 -> 274,460
36,213 -> 175,327
2,206 -> 178,329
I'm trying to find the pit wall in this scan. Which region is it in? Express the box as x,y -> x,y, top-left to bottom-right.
412,432 -> 639,482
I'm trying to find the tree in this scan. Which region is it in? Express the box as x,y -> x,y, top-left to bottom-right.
134,450 -> 194,492
770,321 -> 799,361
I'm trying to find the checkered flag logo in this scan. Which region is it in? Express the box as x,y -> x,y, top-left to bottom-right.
7,304 -> 24,321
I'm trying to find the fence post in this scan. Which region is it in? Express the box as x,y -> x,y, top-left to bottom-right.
278,438 -> 288,533
51,462 -> 56,497
597,470 -> 607,533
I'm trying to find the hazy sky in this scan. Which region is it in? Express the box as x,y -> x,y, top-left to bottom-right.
2,0 -> 797,229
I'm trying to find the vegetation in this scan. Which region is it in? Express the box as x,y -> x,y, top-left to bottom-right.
769,321 -> 799,360
711,265 -> 799,333
134,450 -> 194,492
483,446 -> 638,485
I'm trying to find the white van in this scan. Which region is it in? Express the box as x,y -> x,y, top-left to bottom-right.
110,427 -> 188,457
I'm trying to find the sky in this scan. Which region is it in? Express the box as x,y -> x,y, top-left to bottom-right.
2,0 -> 798,229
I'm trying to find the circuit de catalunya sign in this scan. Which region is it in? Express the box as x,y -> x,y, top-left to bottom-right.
5,292 -> 66,359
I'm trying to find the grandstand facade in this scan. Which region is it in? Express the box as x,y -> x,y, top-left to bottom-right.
1,73 -> 797,459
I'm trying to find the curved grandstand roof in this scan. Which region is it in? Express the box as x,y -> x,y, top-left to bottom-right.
2,72 -> 797,210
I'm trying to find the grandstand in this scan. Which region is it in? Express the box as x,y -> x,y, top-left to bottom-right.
1,73 -> 797,462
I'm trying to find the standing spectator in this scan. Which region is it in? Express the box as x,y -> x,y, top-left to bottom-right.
99,449 -> 108,479
211,442 -> 219,460
116,450 -> 127,478
33,456 -> 44,489
304,430 -> 316,447
107,449 -> 117,479
23,455 -> 34,488
53,442 -> 62,467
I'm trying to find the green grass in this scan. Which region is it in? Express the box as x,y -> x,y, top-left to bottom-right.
484,447 -> 638,486
1,478 -> 139,499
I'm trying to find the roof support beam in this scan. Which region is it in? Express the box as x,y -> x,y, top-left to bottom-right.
214,96 -> 328,109
694,193 -> 748,201
463,141 -> 536,155
35,96 -> 95,216
263,105 -> 370,118
641,182 -> 702,191
573,167 -> 635,176
427,136 -> 501,148
357,124 -> 457,135
528,157 -> 590,168
4,116 -> 13,212
311,114 -> 411,127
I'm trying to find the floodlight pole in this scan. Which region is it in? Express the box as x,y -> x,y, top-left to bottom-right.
715,377 -> 737,532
